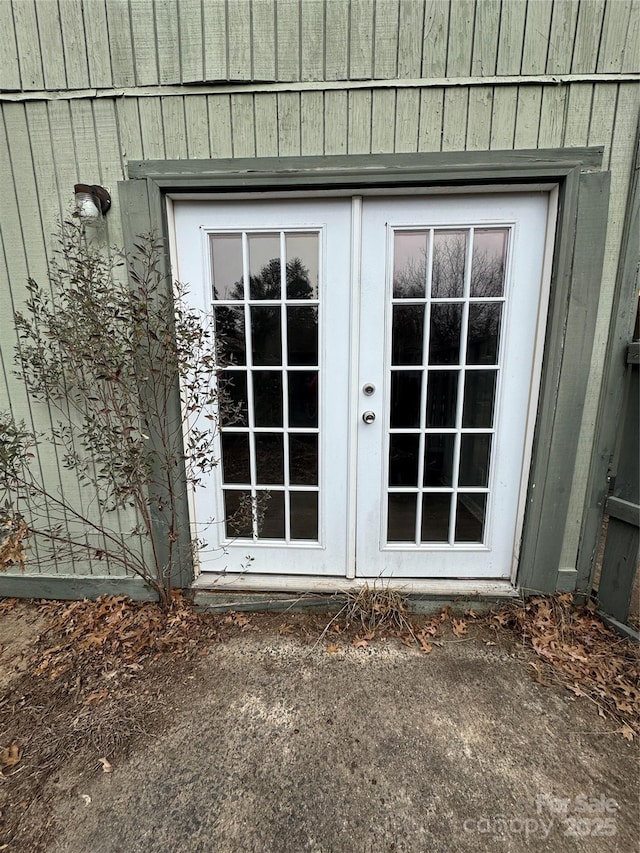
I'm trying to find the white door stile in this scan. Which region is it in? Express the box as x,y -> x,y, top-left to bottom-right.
346,196 -> 363,580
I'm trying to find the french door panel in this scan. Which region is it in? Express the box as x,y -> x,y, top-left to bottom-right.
173,199 -> 353,576
355,194 -> 550,579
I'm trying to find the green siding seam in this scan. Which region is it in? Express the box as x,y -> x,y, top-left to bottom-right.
1,73 -> 639,102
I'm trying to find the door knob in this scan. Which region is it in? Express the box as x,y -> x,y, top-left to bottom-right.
362,410 -> 376,424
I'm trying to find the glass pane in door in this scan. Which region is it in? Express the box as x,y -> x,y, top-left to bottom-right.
210,230 -> 321,542
386,227 -> 509,546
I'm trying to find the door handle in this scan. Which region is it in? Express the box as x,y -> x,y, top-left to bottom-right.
362,410 -> 376,424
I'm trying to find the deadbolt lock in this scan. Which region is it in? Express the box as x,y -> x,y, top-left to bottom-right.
363,383 -> 376,396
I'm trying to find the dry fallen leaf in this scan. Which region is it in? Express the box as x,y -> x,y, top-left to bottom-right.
418,637 -> 433,654
452,619 -> 468,637
81,794 -> 92,806
0,743 -> 22,769
353,638 -> 369,649
278,624 -> 294,635
326,644 -> 339,654
98,756 -> 113,773
621,726 -> 635,742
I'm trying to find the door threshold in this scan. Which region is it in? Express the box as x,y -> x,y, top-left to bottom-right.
191,573 -> 518,598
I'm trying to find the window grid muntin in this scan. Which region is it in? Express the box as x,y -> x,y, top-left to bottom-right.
386,224 -> 510,547
211,229 -> 321,544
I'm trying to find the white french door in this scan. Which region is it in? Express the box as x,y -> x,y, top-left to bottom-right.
172,191 -> 550,582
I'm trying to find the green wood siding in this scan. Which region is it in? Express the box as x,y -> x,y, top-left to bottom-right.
0,0 -> 638,594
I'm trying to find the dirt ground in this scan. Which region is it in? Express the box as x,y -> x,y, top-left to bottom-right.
0,596 -> 638,853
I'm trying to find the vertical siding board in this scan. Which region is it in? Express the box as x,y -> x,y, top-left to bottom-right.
589,83 -> 618,168
562,84 -> 593,147
12,0 -> 44,89
228,0 -> 252,80
422,0 -> 449,77
138,98 -> 166,159
34,0 -> 67,90
521,0 -> 553,75
546,0 -> 579,74
23,103 -> 60,244
3,106 -> 48,283
325,1 -> 349,80
58,0 -> 90,89
397,0 -> 424,79
208,94 -> 233,157
446,0 -> 475,77
417,87 -> 444,152
622,0 -> 640,73
230,93 -> 256,157
349,0 -> 375,79
92,99 -> 127,244
496,0 -> 527,75
371,88 -> 396,153
571,0 -> 606,73
394,89 -> 419,153
465,86 -> 492,150
277,92 -> 301,156
324,90 -> 347,153
203,0 -> 229,81
348,89 -> 372,154
276,0 -> 300,81
47,100 -> 79,195
589,86 -> 636,321
184,96 -> 211,158
254,93 -> 279,157
179,0 -> 204,83
373,0 -> 399,79
70,99 -> 101,186
513,85 -> 542,149
161,97 -> 188,159
597,0 -> 633,72
251,0 -> 275,80
116,97 -> 144,162
489,85 -> 517,149
471,0 -> 500,77
1,104 -> 67,574
0,1 -> 20,89
155,0 -> 181,84
130,0 -> 160,85
538,86 -> 568,148
105,0 -> 136,87
441,88 -> 468,151
300,0 -> 325,82
300,91 -> 324,155
67,99 -> 130,575
82,0 -> 113,87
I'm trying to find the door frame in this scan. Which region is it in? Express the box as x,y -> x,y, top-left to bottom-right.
119,148 -> 610,597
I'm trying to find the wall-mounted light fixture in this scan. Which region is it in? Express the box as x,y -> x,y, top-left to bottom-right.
74,184 -> 111,222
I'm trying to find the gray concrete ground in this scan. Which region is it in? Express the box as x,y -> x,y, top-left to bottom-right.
51,634 -> 638,853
